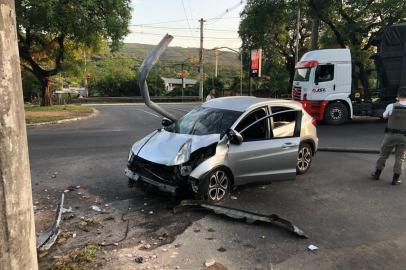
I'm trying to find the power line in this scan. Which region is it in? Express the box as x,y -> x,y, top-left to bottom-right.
129,25 -> 238,33
181,0 -> 198,46
131,18 -> 189,26
129,31 -> 240,40
206,0 -> 244,23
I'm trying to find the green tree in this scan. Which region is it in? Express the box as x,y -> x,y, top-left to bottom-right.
16,0 -> 132,106
239,0 -> 312,89
308,0 -> 406,91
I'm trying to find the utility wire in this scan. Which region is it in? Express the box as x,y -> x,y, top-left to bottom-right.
129,31 -> 240,40
181,0 -> 199,46
129,25 -> 238,33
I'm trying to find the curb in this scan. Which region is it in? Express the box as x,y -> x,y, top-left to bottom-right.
318,147 -> 380,154
26,107 -> 99,127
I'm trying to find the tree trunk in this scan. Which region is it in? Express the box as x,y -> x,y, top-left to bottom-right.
310,18 -> 319,50
355,60 -> 370,100
41,77 -> 52,106
0,1 -> 39,269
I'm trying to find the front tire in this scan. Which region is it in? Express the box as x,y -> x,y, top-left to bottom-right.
297,143 -> 313,175
324,102 -> 348,125
198,168 -> 231,203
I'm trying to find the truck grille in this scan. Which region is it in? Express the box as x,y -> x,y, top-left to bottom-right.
292,87 -> 301,101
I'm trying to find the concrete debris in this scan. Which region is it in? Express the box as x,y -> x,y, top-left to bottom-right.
174,200 -> 308,238
308,244 -> 319,251
204,259 -> 216,267
134,256 -> 145,264
61,206 -> 73,214
143,244 -> 152,249
36,193 -> 65,251
90,205 -> 102,212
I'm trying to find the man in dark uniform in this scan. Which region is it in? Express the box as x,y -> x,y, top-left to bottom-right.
372,87 -> 406,185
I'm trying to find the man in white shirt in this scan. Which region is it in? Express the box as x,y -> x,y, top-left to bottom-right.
372,87 -> 406,185
206,89 -> 216,102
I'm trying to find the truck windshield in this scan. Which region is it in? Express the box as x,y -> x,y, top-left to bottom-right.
294,68 -> 311,81
165,106 -> 242,136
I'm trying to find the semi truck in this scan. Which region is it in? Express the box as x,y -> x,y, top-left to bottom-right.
292,23 -> 406,124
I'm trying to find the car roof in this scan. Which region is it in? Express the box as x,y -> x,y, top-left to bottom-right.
202,96 -> 301,112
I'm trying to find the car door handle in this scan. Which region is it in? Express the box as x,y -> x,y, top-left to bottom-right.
281,142 -> 298,149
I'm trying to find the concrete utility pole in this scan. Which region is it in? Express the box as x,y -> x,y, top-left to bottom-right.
199,18 -> 205,101
214,49 -> 219,78
0,1 -> 38,270
181,62 -> 185,102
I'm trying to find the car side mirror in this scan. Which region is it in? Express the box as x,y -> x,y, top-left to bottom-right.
226,129 -> 243,145
161,118 -> 173,127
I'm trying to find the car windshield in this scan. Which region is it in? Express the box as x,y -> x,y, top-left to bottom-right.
165,106 -> 242,136
294,68 -> 311,81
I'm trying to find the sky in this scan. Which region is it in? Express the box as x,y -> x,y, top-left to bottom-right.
125,0 -> 246,50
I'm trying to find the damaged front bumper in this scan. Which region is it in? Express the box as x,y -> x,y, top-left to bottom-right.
125,167 -> 178,194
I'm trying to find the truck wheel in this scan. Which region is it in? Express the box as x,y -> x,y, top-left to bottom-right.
297,143 -> 313,175
324,102 -> 348,125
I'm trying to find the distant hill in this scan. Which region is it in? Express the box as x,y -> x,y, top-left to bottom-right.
120,43 -> 241,79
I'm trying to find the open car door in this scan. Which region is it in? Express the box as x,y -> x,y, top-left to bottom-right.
226,109 -> 302,186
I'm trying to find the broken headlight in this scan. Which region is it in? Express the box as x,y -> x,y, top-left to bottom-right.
174,139 -> 192,165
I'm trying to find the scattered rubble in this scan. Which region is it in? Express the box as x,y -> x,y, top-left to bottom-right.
205,259 -> 216,267
308,244 -> 319,251
90,205 -> 102,212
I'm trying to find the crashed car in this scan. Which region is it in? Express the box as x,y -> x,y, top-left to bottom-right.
125,96 -> 318,202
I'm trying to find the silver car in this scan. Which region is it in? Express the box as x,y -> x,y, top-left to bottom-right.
125,96 -> 318,202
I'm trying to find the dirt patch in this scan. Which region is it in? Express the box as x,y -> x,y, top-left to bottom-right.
26,111 -> 71,117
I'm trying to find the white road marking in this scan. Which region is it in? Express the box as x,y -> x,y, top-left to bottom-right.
135,109 -> 160,118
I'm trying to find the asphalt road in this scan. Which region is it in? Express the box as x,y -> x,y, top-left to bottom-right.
29,103 -> 406,269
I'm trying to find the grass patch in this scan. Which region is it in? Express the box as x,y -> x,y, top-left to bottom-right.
25,105 -> 94,124
51,245 -> 99,270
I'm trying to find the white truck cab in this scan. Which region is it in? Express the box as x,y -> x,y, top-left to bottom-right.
292,49 -> 353,124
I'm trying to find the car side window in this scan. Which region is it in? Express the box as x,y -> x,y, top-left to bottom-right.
315,64 -> 334,83
235,107 -> 269,141
271,106 -> 296,138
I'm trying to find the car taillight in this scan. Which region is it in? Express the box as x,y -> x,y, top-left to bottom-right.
311,118 -> 317,126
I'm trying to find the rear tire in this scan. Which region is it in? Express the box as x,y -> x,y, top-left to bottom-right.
297,143 -> 313,175
324,102 -> 348,125
198,168 -> 231,203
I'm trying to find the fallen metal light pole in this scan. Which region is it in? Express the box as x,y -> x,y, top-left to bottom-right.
137,34 -> 176,121
174,200 -> 308,238
36,193 -> 65,251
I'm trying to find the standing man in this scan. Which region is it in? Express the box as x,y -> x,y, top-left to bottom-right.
372,87 -> 406,185
206,88 -> 216,102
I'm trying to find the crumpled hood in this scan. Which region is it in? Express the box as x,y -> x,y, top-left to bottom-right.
133,129 -> 220,166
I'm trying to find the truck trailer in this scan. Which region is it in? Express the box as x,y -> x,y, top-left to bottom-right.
292,24 -> 406,124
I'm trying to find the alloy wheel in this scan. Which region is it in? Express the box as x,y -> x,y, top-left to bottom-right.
297,145 -> 312,172
208,170 -> 229,201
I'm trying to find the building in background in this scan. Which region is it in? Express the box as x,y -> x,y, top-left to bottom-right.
162,77 -> 197,92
